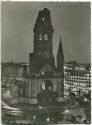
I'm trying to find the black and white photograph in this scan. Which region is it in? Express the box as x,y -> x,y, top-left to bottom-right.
1,1 -> 91,124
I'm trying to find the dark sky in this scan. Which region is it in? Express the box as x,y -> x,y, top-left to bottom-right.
1,2 -> 91,63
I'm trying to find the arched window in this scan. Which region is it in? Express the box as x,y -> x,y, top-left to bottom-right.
42,80 -> 53,91
44,34 -> 48,41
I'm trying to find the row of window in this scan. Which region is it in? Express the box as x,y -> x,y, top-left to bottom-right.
70,76 -> 90,78
69,83 -> 86,87
65,81 -> 90,86
65,79 -> 90,83
65,78 -> 90,82
65,73 -> 90,77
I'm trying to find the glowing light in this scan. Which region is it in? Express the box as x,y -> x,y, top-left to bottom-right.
42,18 -> 44,21
42,82 -> 45,90
47,117 -> 50,122
49,86 -> 51,90
7,90 -> 10,94
34,115 -> 36,119
84,98 -> 87,101
42,72 -> 44,75
38,106 -> 43,109
64,109 -> 69,113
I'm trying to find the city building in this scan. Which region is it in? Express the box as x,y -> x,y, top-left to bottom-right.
1,62 -> 29,104
64,61 -> 91,96
18,8 -> 64,105
1,62 -> 23,79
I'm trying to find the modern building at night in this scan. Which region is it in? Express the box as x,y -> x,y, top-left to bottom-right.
64,61 -> 91,95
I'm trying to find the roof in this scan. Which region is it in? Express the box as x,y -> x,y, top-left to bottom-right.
57,36 -> 64,57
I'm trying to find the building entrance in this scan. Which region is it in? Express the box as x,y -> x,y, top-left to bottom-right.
37,80 -> 58,105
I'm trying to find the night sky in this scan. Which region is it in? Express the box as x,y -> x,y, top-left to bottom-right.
1,2 -> 91,63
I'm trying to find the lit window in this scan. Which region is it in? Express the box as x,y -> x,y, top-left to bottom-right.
44,34 -> 48,41
42,18 -> 44,21
49,86 -> 51,90
38,34 -> 43,40
42,71 -> 45,75
42,82 -> 45,90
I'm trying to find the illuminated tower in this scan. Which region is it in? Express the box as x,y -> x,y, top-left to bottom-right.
20,8 -> 64,104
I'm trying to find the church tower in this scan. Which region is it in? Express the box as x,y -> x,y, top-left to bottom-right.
29,8 -> 55,72
20,8 -> 64,105
33,8 -> 54,55
57,36 -> 64,76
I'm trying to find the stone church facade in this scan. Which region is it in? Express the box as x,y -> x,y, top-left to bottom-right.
19,8 -> 64,104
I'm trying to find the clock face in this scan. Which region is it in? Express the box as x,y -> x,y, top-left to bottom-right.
44,34 -> 48,41
38,33 -> 43,40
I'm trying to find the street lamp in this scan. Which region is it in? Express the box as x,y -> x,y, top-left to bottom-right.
65,109 -> 69,113
47,117 -> 50,125
38,106 -> 43,109
47,117 -> 50,122
33,115 -> 36,120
